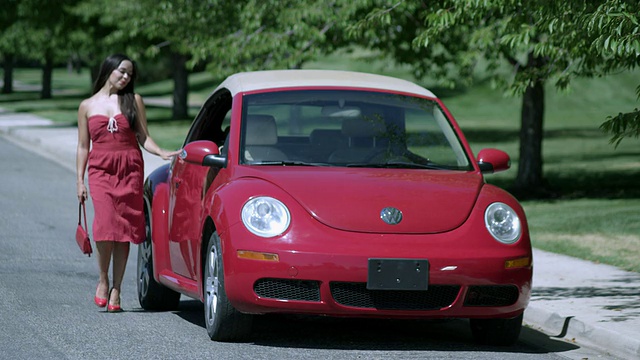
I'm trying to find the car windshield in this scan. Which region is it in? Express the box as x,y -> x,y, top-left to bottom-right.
240,90 -> 472,170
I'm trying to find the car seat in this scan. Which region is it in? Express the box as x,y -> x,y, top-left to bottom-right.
244,114 -> 287,162
327,117 -> 387,163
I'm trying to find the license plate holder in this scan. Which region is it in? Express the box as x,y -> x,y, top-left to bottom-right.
367,258 -> 429,291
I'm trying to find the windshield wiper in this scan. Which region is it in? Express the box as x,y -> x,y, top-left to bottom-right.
252,160 -> 331,167
345,161 -> 451,170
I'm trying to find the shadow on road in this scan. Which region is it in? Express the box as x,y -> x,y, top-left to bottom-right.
170,299 -> 579,355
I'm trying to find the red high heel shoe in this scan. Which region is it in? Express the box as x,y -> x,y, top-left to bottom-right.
107,288 -> 123,313
94,285 -> 107,308
94,296 -> 107,308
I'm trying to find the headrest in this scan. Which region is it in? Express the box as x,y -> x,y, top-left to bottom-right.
341,117 -> 386,137
310,129 -> 346,146
245,114 -> 277,145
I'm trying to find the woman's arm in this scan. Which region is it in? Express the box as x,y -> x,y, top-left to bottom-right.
134,94 -> 181,160
76,100 -> 90,202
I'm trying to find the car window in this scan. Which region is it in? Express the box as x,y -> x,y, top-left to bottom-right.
239,90 -> 472,170
184,90 -> 232,147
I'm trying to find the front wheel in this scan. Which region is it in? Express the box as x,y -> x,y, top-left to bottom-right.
204,232 -> 252,341
137,208 -> 181,311
469,313 -> 523,346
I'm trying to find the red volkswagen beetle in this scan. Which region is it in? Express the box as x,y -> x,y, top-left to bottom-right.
137,70 -> 532,345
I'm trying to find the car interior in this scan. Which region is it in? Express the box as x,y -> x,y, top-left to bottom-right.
184,89 -> 470,170
243,114 -> 288,162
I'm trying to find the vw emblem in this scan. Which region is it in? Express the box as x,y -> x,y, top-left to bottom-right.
380,207 -> 403,225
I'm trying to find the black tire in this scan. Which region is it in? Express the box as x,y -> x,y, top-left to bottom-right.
137,208 -> 181,311
204,232 -> 252,341
470,313 -> 523,346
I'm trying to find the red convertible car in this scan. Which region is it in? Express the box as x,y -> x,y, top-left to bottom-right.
137,70 -> 532,345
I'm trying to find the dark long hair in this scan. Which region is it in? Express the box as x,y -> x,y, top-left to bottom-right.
93,54 -> 138,128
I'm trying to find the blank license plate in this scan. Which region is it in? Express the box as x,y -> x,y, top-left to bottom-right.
367,258 -> 429,291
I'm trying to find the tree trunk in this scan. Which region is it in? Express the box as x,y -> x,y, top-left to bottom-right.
2,54 -> 14,94
41,56 -> 53,99
172,53 -> 189,119
514,78 -> 545,193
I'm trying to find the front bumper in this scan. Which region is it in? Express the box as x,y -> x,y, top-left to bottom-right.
220,219 -> 532,320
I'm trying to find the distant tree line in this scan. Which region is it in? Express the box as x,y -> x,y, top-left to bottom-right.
1,0 -> 638,193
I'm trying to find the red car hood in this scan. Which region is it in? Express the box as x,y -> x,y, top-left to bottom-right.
241,167 -> 483,234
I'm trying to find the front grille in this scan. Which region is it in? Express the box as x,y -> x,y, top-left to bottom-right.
330,282 -> 460,310
464,285 -> 519,306
254,278 -> 321,302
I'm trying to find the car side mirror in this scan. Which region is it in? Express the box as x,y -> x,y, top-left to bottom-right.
477,148 -> 511,174
180,140 -> 226,168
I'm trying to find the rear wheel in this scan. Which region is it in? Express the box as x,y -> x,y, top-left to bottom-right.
137,208 -> 181,310
470,313 -> 523,346
204,232 -> 252,341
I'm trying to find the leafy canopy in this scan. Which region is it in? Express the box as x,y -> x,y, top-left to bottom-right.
348,0 -> 640,144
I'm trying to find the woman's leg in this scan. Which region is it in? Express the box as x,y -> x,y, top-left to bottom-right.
109,241 -> 131,307
95,241 -> 113,301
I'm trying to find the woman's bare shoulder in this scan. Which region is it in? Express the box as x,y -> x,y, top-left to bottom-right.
79,94 -> 110,116
78,95 -> 99,111
77,98 -> 93,119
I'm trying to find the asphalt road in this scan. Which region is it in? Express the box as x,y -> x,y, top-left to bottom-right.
0,137 -> 612,360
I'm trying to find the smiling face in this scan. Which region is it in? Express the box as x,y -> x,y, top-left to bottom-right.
110,60 -> 134,90
93,54 -> 138,96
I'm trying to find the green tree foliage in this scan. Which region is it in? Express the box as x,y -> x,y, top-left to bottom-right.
0,0 -> 84,98
71,0 -> 357,118
80,0 -> 352,74
348,0 -> 640,193
186,0 -> 357,74
72,0 -> 228,117
579,2 -> 640,146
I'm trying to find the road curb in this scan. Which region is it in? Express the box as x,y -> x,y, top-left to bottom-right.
1,126 -> 78,173
525,305 -> 640,360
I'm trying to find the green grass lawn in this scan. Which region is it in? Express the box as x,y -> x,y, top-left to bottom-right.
2,59 -> 639,272
446,71 -> 640,272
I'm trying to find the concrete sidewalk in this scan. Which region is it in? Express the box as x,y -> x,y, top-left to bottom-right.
1,109 -> 639,359
526,249 -> 640,359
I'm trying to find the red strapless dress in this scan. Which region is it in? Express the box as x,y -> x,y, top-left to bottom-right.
87,113 -> 145,244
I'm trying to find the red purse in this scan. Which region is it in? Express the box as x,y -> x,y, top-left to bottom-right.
76,202 -> 93,256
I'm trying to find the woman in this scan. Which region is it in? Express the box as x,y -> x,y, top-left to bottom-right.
76,54 -> 180,312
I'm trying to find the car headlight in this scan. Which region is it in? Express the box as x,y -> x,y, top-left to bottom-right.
484,202 -> 521,244
241,196 -> 291,237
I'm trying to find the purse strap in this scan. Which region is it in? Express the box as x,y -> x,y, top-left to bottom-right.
78,202 -> 88,230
